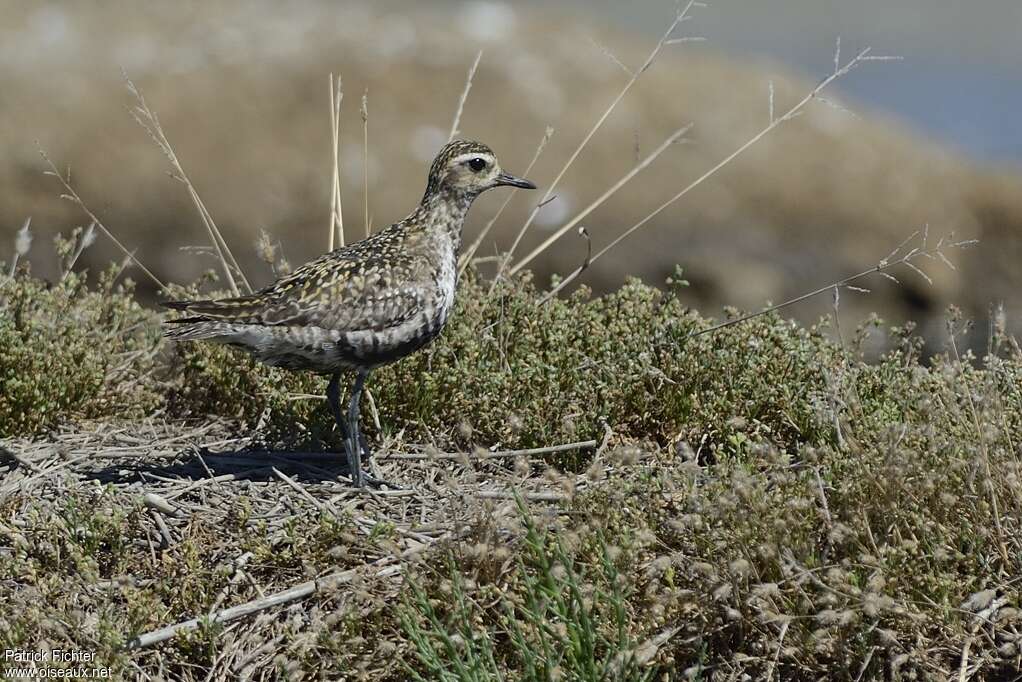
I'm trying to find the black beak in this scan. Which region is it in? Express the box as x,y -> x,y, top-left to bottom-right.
495,172 -> 537,190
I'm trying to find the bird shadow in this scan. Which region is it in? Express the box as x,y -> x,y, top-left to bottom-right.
84,442 -> 355,488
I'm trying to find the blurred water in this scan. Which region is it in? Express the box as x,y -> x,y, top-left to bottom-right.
535,0 -> 1022,167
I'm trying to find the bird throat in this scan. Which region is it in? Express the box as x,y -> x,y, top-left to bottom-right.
415,185 -> 477,250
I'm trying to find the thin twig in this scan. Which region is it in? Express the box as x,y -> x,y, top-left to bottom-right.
448,50 -> 483,142
361,89 -> 370,239
37,150 -> 166,291
765,619 -> 790,681
475,490 -> 567,502
272,467 -> 339,517
588,36 -> 634,76
377,439 -> 598,461
539,46 -> 899,300
684,234 -> 975,339
507,123 -> 691,279
536,227 -> 592,305
535,226 -> 595,305
500,2 -> 698,275
854,647 -> 876,682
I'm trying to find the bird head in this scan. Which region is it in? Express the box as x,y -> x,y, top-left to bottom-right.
424,140 -> 537,200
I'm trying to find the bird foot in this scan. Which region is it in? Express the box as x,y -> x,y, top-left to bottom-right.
361,471 -> 403,490
340,441 -> 401,490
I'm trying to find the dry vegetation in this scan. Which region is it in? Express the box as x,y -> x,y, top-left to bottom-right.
3,4 -> 1022,681
2,265 -> 1022,680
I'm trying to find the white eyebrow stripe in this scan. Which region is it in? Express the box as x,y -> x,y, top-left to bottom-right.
452,152 -> 494,165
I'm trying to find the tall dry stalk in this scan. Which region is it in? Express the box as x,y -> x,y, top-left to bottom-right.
361,89 -> 370,239
449,51 -> 483,142
502,123 -> 691,284
125,76 -> 250,295
329,74 -> 345,251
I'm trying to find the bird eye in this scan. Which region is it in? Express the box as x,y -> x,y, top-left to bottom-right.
467,157 -> 487,172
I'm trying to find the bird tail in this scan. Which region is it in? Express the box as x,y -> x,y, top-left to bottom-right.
162,318 -> 242,341
162,297 -> 260,340
161,295 -> 266,320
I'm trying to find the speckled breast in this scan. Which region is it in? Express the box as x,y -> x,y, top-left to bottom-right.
343,260 -> 457,368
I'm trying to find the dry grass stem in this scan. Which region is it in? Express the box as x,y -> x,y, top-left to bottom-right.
460,126 -> 554,276
501,2 -> 698,274
361,89 -> 370,238
448,50 -> 483,142
37,150 -> 166,290
124,76 -> 250,295
540,46 -> 901,300
378,438 -> 598,461
589,36 -> 634,77
328,74 -> 345,250
509,123 -> 691,279
686,231 -> 976,338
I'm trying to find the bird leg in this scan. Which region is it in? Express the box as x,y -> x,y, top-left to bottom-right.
327,372 -> 370,458
345,368 -> 370,487
327,372 -> 345,435
329,371 -> 397,489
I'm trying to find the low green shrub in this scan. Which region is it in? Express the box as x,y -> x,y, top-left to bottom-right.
0,260 -> 161,437
165,272 -> 846,466
401,499 -> 653,682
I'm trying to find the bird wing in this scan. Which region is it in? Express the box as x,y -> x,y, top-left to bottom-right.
164,241 -> 434,333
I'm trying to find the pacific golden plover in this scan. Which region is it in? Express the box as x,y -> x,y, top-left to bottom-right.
164,140 -> 536,487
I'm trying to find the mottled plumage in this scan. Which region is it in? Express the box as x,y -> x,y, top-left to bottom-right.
164,139 -> 536,487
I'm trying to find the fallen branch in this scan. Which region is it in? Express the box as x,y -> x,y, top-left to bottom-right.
475,490 -> 567,502
377,439 -> 598,461
126,558 -> 400,649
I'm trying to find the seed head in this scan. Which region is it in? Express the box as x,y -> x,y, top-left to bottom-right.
15,217 -> 33,256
